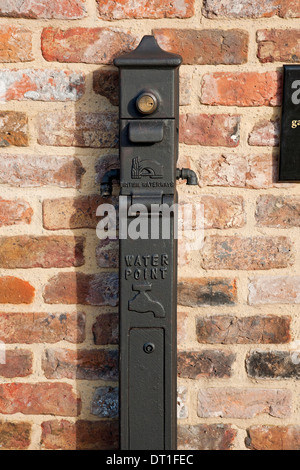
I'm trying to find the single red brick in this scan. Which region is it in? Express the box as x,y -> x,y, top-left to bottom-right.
179,194 -> 246,229
0,26 -> 32,62
41,27 -> 138,64
178,424 -> 237,450
0,312 -> 85,344
96,238 -> 119,268
0,350 -> 33,378
93,313 -> 119,345
257,29 -> 300,63
0,421 -> 31,450
154,29 -> 248,64
246,350 -> 300,380
178,350 -> 236,379
41,419 -> 118,450
196,315 -> 291,344
203,0 -> 300,19
180,114 -> 240,147
0,154 -> 85,188
43,195 -> 115,230
0,198 -> 33,226
43,272 -> 119,307
0,277 -> 35,304
197,153 -> 279,189
201,235 -> 293,270
201,72 -> 282,106
198,388 -> 291,419
177,386 -> 188,419
93,69 -> 119,106
42,348 -> 118,381
97,0 -> 194,19
0,69 -> 85,101
0,236 -> 85,269
248,118 -> 280,146
0,0 -> 87,19
37,112 -> 118,148
256,195 -> 300,228
246,426 -> 300,450
178,277 -> 237,307
249,276 -> 300,305
0,111 -> 28,147
177,312 -> 189,344
0,383 -> 81,416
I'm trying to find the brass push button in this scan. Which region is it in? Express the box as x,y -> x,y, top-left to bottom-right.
136,92 -> 158,115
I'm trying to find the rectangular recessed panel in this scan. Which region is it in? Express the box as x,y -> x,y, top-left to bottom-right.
129,328 -> 164,450
279,65 -> 300,181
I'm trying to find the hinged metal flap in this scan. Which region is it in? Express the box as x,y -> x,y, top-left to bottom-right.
129,121 -> 164,144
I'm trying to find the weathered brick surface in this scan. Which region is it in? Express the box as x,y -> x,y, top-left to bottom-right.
91,387 -> 119,418
180,194 -> 246,229
97,0 -> 195,19
196,315 -> 291,344
42,348 -> 118,381
0,236 -> 85,269
44,272 -> 119,307
37,112 -> 118,148
0,312 -> 85,344
0,198 -> 33,226
43,195 -> 114,230
248,118 -> 280,146
0,69 -> 85,101
201,72 -> 282,106
201,235 -> 293,270
42,27 -> 138,64
178,278 -> 237,307
198,388 -> 292,418
0,111 -> 28,147
178,424 -> 237,450
257,29 -> 300,63
0,421 -> 31,450
96,239 -> 119,269
246,425 -> 300,450
202,0 -> 300,19
177,386 -> 188,419
0,0 -> 87,19
177,312 -> 189,345
197,153 -> 279,189
0,277 -> 35,304
0,26 -> 32,62
246,351 -> 300,379
93,313 -> 119,346
0,154 -> 85,188
93,70 -> 119,106
178,350 -> 236,379
41,419 -> 118,450
154,29 -> 248,64
249,276 -> 300,305
256,195 -> 300,228
180,114 -> 240,147
0,383 -> 81,416
95,154 -> 121,186
0,350 -> 33,378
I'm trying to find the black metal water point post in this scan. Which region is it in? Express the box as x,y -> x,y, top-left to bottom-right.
100,35 -> 197,450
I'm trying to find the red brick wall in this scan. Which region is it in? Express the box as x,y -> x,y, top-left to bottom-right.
0,0 -> 299,450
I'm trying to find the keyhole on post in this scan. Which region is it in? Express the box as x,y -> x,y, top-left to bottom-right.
136,92 -> 158,115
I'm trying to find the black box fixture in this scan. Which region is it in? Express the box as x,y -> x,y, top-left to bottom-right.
279,65 -> 300,182
100,35 -> 197,450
